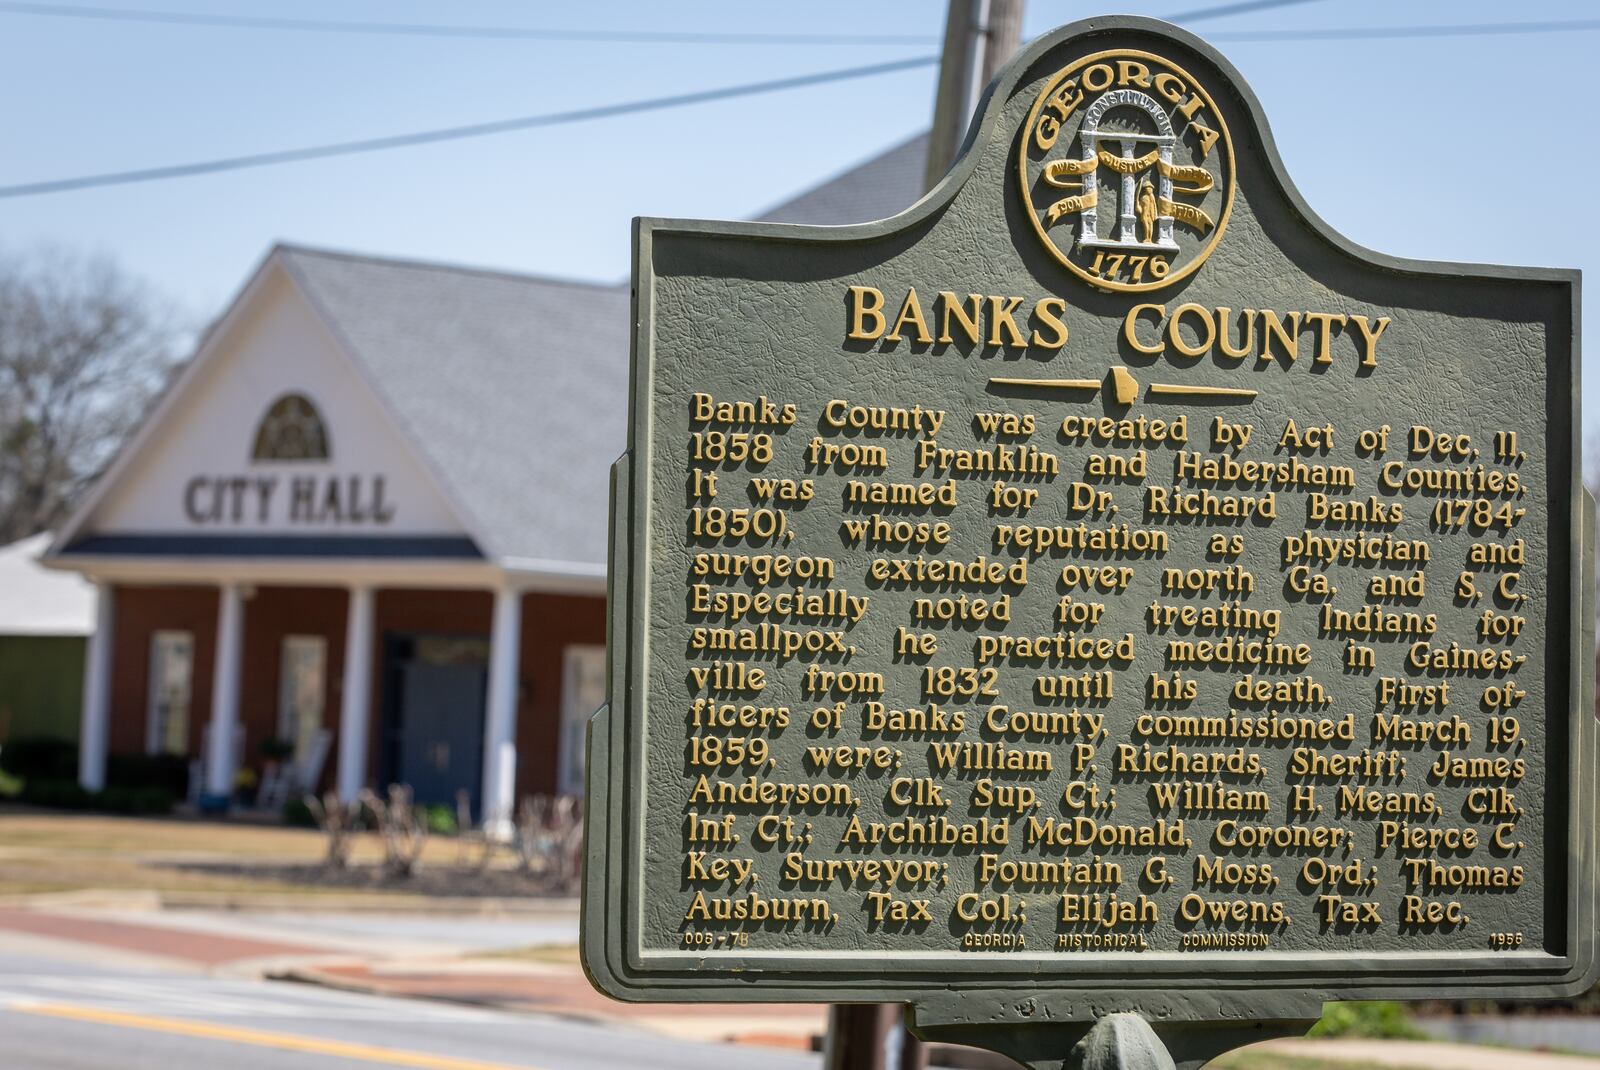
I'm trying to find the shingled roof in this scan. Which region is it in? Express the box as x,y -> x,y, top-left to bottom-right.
278,247 -> 630,570
758,132 -> 930,226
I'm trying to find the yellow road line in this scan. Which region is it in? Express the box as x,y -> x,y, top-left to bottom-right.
16,1002 -> 547,1070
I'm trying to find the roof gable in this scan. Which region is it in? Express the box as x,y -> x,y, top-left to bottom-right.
57,256 -> 479,553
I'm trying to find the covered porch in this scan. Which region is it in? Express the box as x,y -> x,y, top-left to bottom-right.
62,553 -> 605,834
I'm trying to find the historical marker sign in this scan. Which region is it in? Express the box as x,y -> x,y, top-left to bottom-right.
584,14 -> 1596,1041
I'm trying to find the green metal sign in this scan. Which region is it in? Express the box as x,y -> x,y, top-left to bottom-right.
584,15 -> 1595,1063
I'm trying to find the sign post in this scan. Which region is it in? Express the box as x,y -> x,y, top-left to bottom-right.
584,16 -> 1596,1069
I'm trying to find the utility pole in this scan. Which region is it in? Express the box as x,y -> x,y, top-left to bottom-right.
924,0 -> 1026,191
820,10 -> 1027,1066
822,1004 -> 926,1070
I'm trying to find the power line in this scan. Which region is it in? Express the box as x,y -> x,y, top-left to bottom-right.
0,0 -> 1319,202
15,0 -> 1515,204
1208,18 -> 1600,42
0,56 -> 939,200
0,1 -> 941,45
1162,0 -> 1323,23
0,0 -> 1321,44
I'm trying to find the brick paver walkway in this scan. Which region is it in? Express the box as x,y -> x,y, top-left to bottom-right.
0,908 -> 330,966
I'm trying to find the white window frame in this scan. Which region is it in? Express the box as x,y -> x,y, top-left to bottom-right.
558,645 -> 607,796
145,630 -> 194,756
277,635 -> 328,765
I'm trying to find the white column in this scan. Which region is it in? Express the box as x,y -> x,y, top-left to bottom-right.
77,581 -> 114,792
336,585 -> 375,804
203,583 -> 245,804
480,586 -> 523,838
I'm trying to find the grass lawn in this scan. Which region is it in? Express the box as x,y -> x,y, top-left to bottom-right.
0,808 -> 484,899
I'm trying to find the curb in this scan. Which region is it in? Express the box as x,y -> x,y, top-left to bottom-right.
267,965 -> 631,1032
268,964 -> 834,1053
159,891 -> 580,916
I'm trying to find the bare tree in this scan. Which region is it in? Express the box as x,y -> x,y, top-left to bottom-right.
0,248 -> 181,543
305,791 -> 359,870
361,785 -> 428,878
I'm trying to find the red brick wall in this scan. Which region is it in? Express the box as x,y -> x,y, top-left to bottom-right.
109,585 -> 219,759
516,592 -> 607,798
240,586 -> 348,791
105,583 -> 606,802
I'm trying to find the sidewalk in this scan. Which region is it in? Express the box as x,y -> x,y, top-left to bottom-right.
0,905 -> 337,971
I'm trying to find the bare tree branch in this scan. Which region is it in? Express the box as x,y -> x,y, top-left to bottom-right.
0,247 -> 183,542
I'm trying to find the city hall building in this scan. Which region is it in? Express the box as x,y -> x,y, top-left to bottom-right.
41,134 -> 927,827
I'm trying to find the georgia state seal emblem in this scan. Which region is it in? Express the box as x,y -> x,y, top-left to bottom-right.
1019,50 -> 1234,293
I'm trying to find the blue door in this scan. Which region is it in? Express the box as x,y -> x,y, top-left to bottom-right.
394,659 -> 487,812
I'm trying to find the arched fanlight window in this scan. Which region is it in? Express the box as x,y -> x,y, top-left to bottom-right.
251,393 -> 330,461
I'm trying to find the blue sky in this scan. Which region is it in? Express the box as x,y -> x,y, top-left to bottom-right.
0,0 -> 1593,437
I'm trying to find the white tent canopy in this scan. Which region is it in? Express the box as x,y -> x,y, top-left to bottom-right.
0,533 -> 95,637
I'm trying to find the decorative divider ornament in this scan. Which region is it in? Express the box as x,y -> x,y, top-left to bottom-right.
582,16 -> 1595,1070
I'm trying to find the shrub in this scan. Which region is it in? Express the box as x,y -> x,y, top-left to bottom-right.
16,777 -> 173,815
20,778 -> 92,810
1310,1001 -> 1423,1039
0,748 -> 189,807
282,798 -> 317,828
421,803 -> 458,836
0,737 -> 77,781
97,786 -> 175,815
106,753 -> 189,797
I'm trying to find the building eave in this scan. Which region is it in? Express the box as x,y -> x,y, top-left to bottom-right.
42,548 -> 605,596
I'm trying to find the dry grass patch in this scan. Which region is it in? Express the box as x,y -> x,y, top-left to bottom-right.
0,810 -> 477,899
0,812 -> 326,858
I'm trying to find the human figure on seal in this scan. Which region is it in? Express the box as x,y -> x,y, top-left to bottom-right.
1135,179 -> 1159,245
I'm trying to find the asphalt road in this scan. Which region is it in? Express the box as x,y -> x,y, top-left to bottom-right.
0,951 -> 819,1070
